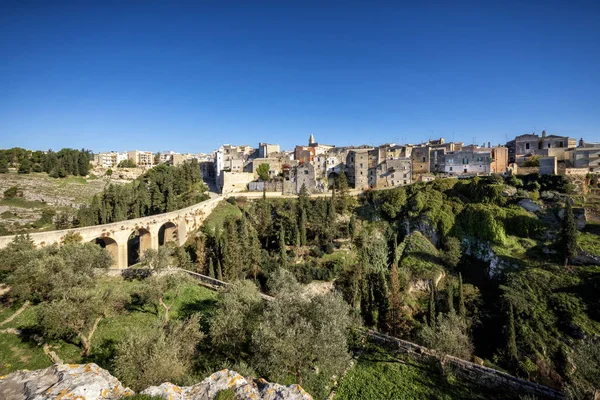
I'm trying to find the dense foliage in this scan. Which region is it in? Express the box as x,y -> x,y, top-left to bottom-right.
0,147 -> 92,177
77,161 -> 208,226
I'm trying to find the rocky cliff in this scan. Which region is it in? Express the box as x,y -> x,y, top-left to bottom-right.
0,364 -> 312,400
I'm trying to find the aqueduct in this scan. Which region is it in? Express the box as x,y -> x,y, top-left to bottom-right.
0,196 -> 224,269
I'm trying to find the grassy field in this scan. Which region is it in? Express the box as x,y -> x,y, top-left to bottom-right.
202,201 -> 242,231
0,276 -> 218,375
334,345 -> 516,400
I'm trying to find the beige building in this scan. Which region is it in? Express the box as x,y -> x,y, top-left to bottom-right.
128,150 -> 154,167
509,131 -> 576,165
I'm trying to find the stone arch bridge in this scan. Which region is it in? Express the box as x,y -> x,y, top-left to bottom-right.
0,197 -> 224,269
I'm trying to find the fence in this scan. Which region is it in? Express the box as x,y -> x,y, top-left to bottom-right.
363,329 -> 564,400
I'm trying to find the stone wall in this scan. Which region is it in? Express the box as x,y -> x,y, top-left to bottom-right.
219,171 -> 254,194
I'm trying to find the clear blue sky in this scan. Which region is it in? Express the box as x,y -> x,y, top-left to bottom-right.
1,0 -> 599,153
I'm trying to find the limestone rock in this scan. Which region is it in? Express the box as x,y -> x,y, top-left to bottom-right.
557,207 -> 587,230
0,363 -> 133,400
141,369 -> 312,400
502,186 -> 517,197
518,199 -> 541,213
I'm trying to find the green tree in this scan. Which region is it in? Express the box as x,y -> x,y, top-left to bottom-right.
299,207 -> 307,246
217,259 -> 223,281
458,272 -> 466,319
418,311 -> 473,368
138,274 -> 188,323
337,171 -> 350,213
561,201 -> 578,266
113,315 -> 204,391
278,224 -> 287,263
0,158 -> 8,173
507,302 -> 518,368
428,282 -> 436,328
207,257 -> 215,278
446,280 -> 454,313
117,159 -> 137,168
18,158 -> 32,174
348,214 -> 356,239
210,281 -> 264,358
257,163 -> 271,181
37,287 -> 127,356
442,237 -> 462,269
252,277 -> 351,397
388,262 -> 406,337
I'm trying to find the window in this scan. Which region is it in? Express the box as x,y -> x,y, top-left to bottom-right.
422,157 -> 426,162
548,143 -> 551,148
304,170 -> 308,175
525,143 -> 530,150
449,167 -> 453,171
560,141 -> 564,148
360,163 -> 363,168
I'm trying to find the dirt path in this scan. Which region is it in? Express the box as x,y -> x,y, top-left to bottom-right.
0,300 -> 30,327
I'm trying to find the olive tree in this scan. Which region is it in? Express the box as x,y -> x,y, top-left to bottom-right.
252,276 -> 351,398
37,287 -> 128,356
113,315 -> 204,391
209,280 -> 264,358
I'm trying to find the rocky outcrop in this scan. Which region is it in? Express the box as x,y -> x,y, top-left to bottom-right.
0,365 -> 312,400
142,369 -> 313,400
557,207 -> 587,230
518,198 -> 541,213
0,363 -> 133,400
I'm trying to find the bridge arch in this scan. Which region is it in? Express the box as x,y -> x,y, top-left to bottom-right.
158,222 -> 178,246
92,236 -> 119,264
127,228 -> 152,266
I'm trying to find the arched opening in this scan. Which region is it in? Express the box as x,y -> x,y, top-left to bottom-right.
158,222 -> 178,246
127,228 -> 151,266
92,236 -> 119,266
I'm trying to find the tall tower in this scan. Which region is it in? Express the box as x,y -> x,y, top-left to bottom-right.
309,133 -> 315,146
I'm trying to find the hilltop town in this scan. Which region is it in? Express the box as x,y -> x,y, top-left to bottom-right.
91,131 -> 600,195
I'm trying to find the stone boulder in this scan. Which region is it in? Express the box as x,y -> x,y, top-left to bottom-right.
0,363 -> 134,400
502,186 -> 517,197
518,199 -> 541,213
557,207 -> 587,230
142,369 -> 312,400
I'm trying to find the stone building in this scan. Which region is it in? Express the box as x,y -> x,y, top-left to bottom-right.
258,143 -> 280,158
444,148 -> 493,176
410,145 -> 430,180
566,139 -> 600,172
346,148 -> 372,189
283,164 -> 317,194
127,150 -> 154,167
509,131 -> 576,165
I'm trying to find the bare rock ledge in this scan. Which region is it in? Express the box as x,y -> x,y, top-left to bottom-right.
0,364 -> 312,400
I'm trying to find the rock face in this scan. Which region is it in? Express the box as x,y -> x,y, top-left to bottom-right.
142,369 -> 313,400
0,365 -> 312,400
0,363 -> 134,400
518,199 -> 541,213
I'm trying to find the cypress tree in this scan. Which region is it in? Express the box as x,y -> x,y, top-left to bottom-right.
447,279 -> 454,313
337,171 -> 350,214
279,225 -> 287,262
349,214 -> 356,239
208,257 -> 215,279
428,282 -> 436,328
217,259 -> 223,281
458,272 -> 466,319
507,302 -> 518,367
299,207 -> 307,246
561,200 -> 578,267
389,262 -> 404,336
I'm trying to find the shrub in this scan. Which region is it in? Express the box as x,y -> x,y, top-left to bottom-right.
3,186 -> 21,199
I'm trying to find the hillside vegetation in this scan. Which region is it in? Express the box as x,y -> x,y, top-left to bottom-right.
0,173 -> 598,399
